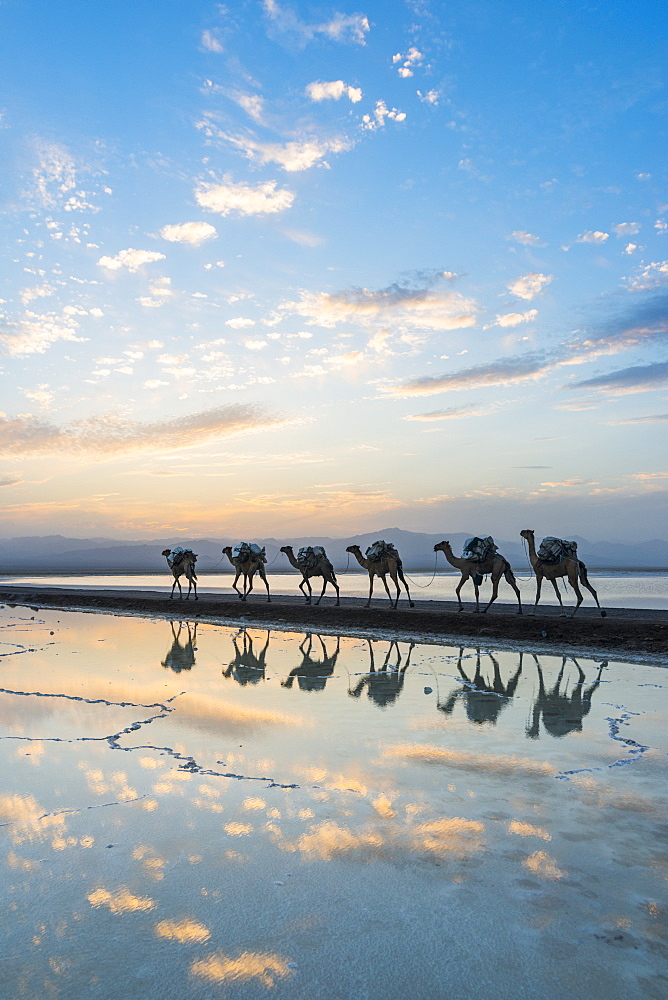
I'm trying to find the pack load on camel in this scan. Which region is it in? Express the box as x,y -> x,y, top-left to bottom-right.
297,545 -> 325,569
537,537 -> 578,564
365,540 -> 399,563
232,542 -> 265,563
166,546 -> 197,567
462,536 -> 497,562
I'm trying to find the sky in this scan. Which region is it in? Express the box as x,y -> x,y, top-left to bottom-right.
0,0 -> 667,543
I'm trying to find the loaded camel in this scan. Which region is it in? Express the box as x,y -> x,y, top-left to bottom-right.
280,546 -> 340,605
348,640 -> 415,708
345,543 -> 414,609
526,655 -> 607,738
223,629 -> 270,685
438,648 -> 524,725
222,545 -> 271,602
281,635 -> 341,692
161,621 -> 197,672
434,540 -> 522,613
162,548 -> 198,600
520,529 -> 605,617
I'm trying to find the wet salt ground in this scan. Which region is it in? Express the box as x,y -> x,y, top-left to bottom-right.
0,609 -> 667,999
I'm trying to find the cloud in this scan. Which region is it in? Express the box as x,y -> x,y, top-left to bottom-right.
201,126 -> 352,172
507,272 -> 553,301
507,231 -> 545,247
361,101 -> 406,131
306,80 -> 362,103
97,249 -> 166,272
568,361 -> 668,395
393,47 -> 423,78
383,354 -> 552,398
495,310 -> 538,328
576,230 -> 609,244
559,291 -> 668,364
200,29 -> 223,52
274,282 -> 477,337
607,413 -> 668,425
0,404 -> 289,458
137,276 -> 173,309
0,311 -> 87,356
626,261 -> 668,291
195,178 -> 295,215
225,317 -> 255,329
262,1 -> 369,45
160,222 -> 217,245
404,406 -> 491,421
417,89 -> 440,105
282,228 -> 324,247
613,222 -> 640,237
235,94 -> 265,123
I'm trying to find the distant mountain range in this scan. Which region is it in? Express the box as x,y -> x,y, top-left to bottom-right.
1,529 -> 667,572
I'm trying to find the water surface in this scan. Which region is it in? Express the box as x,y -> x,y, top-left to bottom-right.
0,608 -> 666,999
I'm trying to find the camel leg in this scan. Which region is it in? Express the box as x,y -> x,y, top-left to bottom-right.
315,578 -> 328,605
381,573 -> 396,608
566,569 -> 583,617
232,570 -> 244,600
550,577 -> 567,615
473,578 -> 480,613
175,576 -> 183,600
299,577 -> 311,604
455,576 -> 466,612
482,574 -> 500,613
505,570 -> 522,614
530,575 -> 543,615
191,575 -> 198,601
258,567 -> 271,603
398,568 -> 415,608
170,576 -> 178,599
579,565 -> 606,617
245,572 -> 254,600
366,573 -> 375,607
334,581 -> 340,606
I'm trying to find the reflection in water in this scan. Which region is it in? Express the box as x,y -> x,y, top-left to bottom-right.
160,621 -> 608,740
282,635 -> 341,692
161,621 -> 197,673
527,656 -> 607,739
438,648 -> 524,725
348,640 -> 415,709
223,629 -> 270,685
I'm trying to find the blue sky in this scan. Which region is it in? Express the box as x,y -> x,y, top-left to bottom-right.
0,0 -> 666,541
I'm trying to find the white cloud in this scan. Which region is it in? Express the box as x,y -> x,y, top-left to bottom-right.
97,248 -> 166,272
160,222 -> 217,246
613,222 -> 640,237
235,94 -> 265,123
576,230 -> 609,244
507,230 -> 545,247
137,277 -> 173,309
626,261 -> 668,290
0,404 -> 289,458
361,101 -> 406,131
656,220 -> 668,234
197,119 -> 352,172
262,1 -> 369,45
19,282 -> 56,306
201,29 -> 223,52
623,243 -> 639,255
244,340 -> 267,351
195,178 -> 295,215
22,384 -> 54,409
0,311 -> 87,356
226,317 -> 255,329
393,47 -> 423,78
417,89 -> 440,105
305,80 -> 362,103
507,272 -> 553,301
382,354 -> 553,398
495,310 -> 538,328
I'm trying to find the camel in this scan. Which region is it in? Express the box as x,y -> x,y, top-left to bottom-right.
281,634 -> 341,692
222,545 -> 271,602
526,655 -> 607,738
280,545 -> 340,605
438,648 -> 523,725
520,529 -> 605,617
222,629 -> 270,685
434,540 -> 522,613
348,639 -> 415,708
345,543 -> 414,608
162,548 -> 198,600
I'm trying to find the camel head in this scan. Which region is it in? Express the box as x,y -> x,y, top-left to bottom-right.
222,546 -> 232,555
345,544 -> 360,554
162,549 -> 172,557
279,545 -> 292,554
434,540 -> 451,552
519,529 -> 534,541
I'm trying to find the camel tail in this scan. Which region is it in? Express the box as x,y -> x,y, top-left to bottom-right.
502,558 -> 517,583
577,560 -> 589,584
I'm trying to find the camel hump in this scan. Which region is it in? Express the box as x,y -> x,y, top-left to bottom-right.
538,537 -> 577,563
463,536 -> 497,561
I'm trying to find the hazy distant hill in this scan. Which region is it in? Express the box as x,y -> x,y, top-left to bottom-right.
1,530 -> 667,572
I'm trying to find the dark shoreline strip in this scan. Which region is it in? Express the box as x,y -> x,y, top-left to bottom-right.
1,586 -> 666,659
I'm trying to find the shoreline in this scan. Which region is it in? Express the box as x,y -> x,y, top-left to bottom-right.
2,584 -> 667,661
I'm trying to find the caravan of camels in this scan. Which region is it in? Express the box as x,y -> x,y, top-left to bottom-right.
162,531 -> 606,618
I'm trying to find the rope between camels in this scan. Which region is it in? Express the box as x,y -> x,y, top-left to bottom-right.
403,553 -> 440,589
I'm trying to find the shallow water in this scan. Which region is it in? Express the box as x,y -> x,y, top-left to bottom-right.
1,608 -> 667,999
3,569 -> 668,609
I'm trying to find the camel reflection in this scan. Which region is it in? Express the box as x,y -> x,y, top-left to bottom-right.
438,648 -> 523,725
222,629 -> 270,686
281,635 -> 341,692
527,655 -> 607,739
161,621 -> 197,673
348,640 -> 415,709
